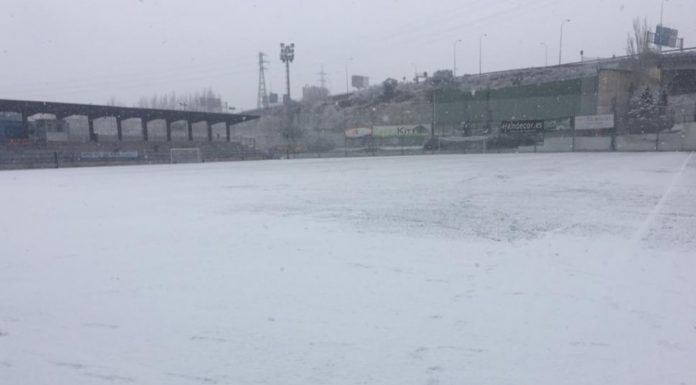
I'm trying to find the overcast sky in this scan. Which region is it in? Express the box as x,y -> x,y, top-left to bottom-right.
1,0 -> 695,111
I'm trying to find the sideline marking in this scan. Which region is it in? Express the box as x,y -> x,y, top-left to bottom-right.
632,152 -> 694,243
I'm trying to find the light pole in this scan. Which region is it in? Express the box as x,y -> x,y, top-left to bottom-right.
453,39 -> 462,77
479,34 -> 487,75
345,57 -> 353,94
559,19 -> 571,65
659,0 -> 669,52
280,43 -> 295,103
660,0 -> 667,26
540,42 -> 548,66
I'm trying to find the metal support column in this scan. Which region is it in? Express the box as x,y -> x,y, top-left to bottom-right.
610,98 -> 617,151
430,92 -> 436,139
21,113 -> 29,137
142,118 -> 149,142
165,119 -> 171,142
116,117 -> 123,141
571,123 -> 576,152
88,117 -> 97,142
187,121 -> 193,141
225,123 -> 231,142
206,122 -> 212,142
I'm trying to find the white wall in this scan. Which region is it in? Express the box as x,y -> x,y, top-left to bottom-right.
46,132 -> 68,142
538,137 -> 573,152
682,123 -> 696,150
616,134 -> 658,151
575,137 -> 612,151
658,132 -> 685,151
669,94 -> 696,124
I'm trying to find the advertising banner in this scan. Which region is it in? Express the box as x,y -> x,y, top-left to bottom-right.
372,124 -> 431,138
655,26 -> 679,47
500,120 -> 544,134
344,127 -> 372,138
80,151 -> 139,160
351,76 -> 370,89
575,114 -> 615,130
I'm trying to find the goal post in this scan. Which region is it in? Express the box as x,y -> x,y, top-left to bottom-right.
170,148 -> 202,164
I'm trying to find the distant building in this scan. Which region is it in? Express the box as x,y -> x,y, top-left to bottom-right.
302,86 -> 330,103
351,75 -> 370,90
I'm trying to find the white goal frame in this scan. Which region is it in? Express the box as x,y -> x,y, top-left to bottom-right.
170,148 -> 202,164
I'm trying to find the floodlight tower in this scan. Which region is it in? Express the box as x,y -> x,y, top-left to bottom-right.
280,43 -> 295,104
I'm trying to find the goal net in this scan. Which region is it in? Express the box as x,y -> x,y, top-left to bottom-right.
170,148 -> 202,164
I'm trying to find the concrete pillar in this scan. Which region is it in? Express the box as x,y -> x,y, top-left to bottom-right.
21,113 -> 29,138
142,118 -> 149,141
206,121 -> 212,142
187,121 -> 193,141
225,123 -> 231,142
88,117 -> 97,142
165,119 -> 171,142
116,117 -> 123,141
58,117 -> 68,140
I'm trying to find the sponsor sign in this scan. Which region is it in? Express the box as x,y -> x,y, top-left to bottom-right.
80,151 -> 139,160
654,25 -> 680,47
344,127 -> 372,138
372,124 -> 431,138
351,75 -> 370,89
46,132 -> 68,142
546,118 -> 572,131
500,120 -> 544,134
575,114 -> 615,130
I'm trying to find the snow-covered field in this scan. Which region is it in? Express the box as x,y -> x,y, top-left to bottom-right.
1,153 -> 695,385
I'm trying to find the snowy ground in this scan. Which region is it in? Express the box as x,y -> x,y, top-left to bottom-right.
1,153 -> 695,385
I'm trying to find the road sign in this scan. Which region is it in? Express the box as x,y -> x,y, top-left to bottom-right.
654,25 -> 680,48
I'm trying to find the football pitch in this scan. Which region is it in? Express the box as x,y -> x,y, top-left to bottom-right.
1,152 -> 695,385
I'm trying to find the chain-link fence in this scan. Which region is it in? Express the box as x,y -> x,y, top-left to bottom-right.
0,140 -> 269,170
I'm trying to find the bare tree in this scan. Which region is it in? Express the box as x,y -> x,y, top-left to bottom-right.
106,96 -> 122,106
137,88 -> 223,112
626,17 -> 654,56
136,97 -> 149,108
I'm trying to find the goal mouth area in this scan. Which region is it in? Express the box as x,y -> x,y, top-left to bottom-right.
170,148 -> 202,164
